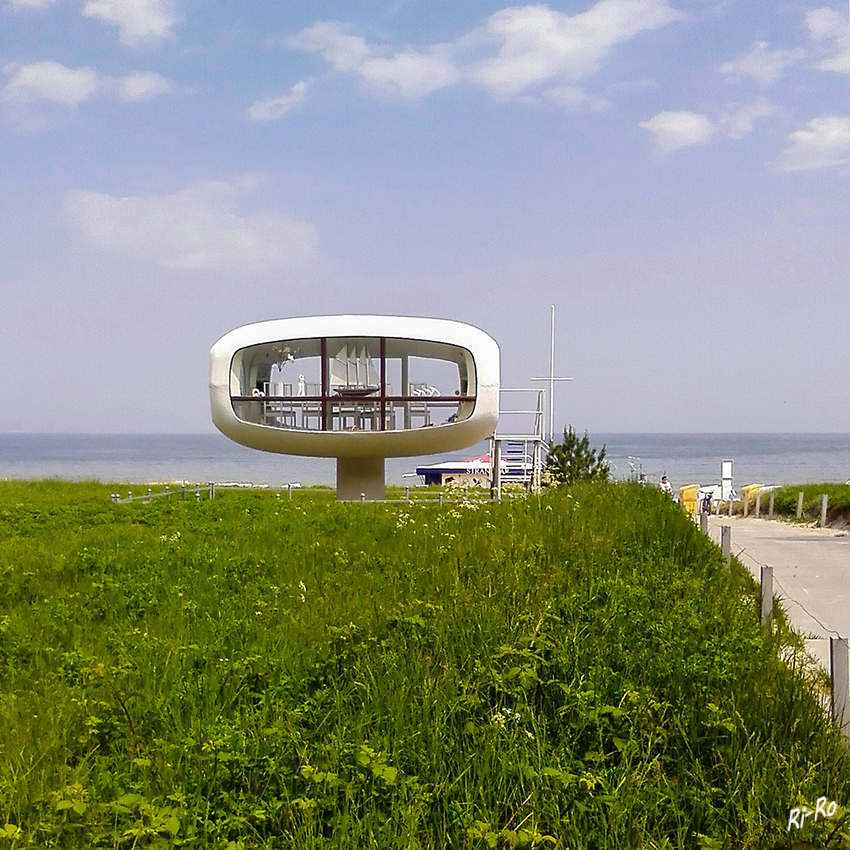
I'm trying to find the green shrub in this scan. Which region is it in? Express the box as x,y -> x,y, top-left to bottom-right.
545,427 -> 610,485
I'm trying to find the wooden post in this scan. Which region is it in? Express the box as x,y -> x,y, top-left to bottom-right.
821,493 -> 829,528
721,526 -> 731,572
209,482 -> 215,499
755,491 -> 761,519
760,566 -> 773,623
700,511 -> 708,535
288,483 -> 292,500
796,491 -> 804,519
727,496 -> 733,517
831,637 -> 849,742
405,486 -> 410,501
743,493 -> 749,518
768,490 -> 775,517
181,486 -> 185,501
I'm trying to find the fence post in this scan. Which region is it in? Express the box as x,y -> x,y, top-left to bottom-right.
700,511 -> 708,535
196,485 -> 200,501
721,526 -> 731,572
743,493 -> 749,518
288,483 -> 292,499
831,637 -> 850,742
165,485 -> 170,500
796,491 -> 804,519
209,482 -> 215,499
128,491 -> 132,503
727,496 -> 733,517
760,566 -> 773,623
405,486 -> 410,501
181,486 -> 185,502
439,493 -> 444,507
821,494 -> 829,528
768,490 -> 775,517
755,491 -> 761,519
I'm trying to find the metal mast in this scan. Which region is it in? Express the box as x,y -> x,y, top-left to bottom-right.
532,304 -> 572,442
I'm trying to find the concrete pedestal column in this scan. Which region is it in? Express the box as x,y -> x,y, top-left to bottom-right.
336,457 -> 385,501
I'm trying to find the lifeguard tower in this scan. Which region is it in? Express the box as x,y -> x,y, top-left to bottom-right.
209,315 -> 500,500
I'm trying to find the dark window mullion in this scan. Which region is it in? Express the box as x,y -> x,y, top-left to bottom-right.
380,337 -> 386,432
320,337 -> 328,431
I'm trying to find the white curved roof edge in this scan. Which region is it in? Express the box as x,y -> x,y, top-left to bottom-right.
209,315 -> 500,459
211,315 -> 497,369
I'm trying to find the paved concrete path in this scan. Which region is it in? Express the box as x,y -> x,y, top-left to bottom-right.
707,515 -> 850,670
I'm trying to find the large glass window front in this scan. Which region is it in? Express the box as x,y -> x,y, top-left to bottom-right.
230,336 -> 476,432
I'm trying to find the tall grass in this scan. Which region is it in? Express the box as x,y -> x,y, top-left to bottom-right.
0,480 -> 848,848
769,483 -> 850,525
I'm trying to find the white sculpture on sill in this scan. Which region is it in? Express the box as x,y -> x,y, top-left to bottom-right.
209,315 -> 500,500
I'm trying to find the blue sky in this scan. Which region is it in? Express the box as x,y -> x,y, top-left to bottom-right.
1,0 -> 848,434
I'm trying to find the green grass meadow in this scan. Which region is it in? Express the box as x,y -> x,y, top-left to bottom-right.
0,480 -> 848,848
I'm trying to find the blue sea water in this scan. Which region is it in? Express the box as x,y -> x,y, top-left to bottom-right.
598,433 -> 850,490
0,432 -> 849,490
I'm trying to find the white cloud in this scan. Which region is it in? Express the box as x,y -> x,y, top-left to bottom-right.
720,97 -> 775,140
804,8 -> 850,73
290,1 -> 680,100
247,80 -> 309,121
82,0 -> 179,48
639,110 -> 715,153
473,0 -> 682,96
805,7 -> 845,41
6,0 -> 179,47
291,21 -> 371,73
543,85 -> 610,111
775,115 -> 850,173
117,71 -> 173,101
63,179 -> 319,271
1,61 -> 174,128
290,22 -> 458,98
358,48 -> 458,98
719,41 -> 805,85
2,61 -> 100,107
805,9 -> 850,74
819,45 -> 850,72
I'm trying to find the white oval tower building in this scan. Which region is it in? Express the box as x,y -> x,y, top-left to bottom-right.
209,315 -> 500,500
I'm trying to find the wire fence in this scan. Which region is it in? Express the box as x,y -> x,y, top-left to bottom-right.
109,482 -> 518,507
